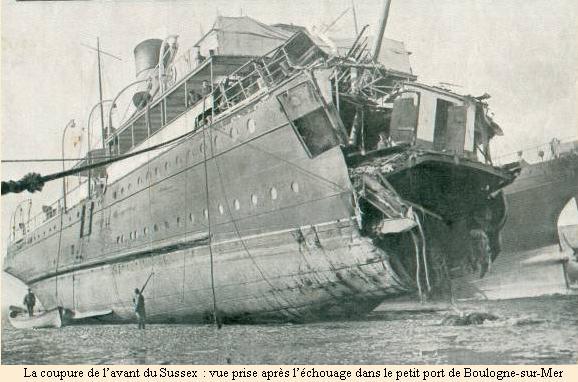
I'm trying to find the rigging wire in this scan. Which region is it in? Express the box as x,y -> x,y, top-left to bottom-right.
54,204 -> 65,308
201,99 -> 222,329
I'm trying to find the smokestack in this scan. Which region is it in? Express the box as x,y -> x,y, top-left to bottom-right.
134,39 -> 163,77
132,39 -> 163,108
371,0 -> 392,61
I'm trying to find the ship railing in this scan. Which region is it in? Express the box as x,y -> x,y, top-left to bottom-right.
213,45 -> 296,117
493,136 -> 578,166
107,32 -> 318,155
10,178 -> 89,245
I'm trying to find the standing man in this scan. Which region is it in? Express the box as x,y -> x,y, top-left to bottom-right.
133,288 -> 146,329
23,288 -> 36,317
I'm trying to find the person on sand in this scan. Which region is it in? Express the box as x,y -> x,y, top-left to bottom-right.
133,288 -> 146,329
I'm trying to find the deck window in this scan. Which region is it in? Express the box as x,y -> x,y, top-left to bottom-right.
165,83 -> 187,124
133,113 -> 148,147
149,102 -> 164,135
118,125 -> 133,155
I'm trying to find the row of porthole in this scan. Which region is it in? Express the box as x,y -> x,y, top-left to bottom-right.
113,181 -> 301,245
203,117 -> 256,151
112,150 -> 193,200
115,212 -> 203,244
24,117 -> 263,246
111,118 -> 258,201
28,221 -> 61,243
216,182 -> 298,214
26,180 -> 299,246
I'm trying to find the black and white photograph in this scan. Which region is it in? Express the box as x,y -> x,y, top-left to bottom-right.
1,0 -> 577,365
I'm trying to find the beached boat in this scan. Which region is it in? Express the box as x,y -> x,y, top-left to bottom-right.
3,3 -> 516,323
8,307 -> 62,329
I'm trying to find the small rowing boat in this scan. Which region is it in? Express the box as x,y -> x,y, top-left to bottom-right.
8,306 -> 62,329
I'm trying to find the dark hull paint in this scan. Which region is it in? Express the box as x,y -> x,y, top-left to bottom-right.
500,154 -> 578,252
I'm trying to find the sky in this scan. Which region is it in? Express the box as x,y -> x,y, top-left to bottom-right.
1,0 -> 577,301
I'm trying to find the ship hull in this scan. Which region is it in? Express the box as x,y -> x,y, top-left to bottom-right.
28,219 -> 411,324
500,154 -> 578,252
452,244 -> 573,300
4,34 -> 517,323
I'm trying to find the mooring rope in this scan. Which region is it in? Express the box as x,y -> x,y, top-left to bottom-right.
1,128 -> 195,196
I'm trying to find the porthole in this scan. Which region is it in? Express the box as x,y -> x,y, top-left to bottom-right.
113,191 -> 117,199
203,209 -> 209,219
121,235 -> 125,243
234,199 -> 240,210
155,167 -> 159,176
143,227 -> 148,236
175,156 -> 180,165
77,211 -> 80,218
291,181 -> 300,193
189,213 -> 194,222
251,194 -> 258,205
129,232 -> 133,240
270,187 -> 278,200
164,221 -> 170,229
176,216 -> 181,226
164,162 -> 169,171
247,118 -> 256,134
133,231 -> 138,240
218,204 -> 225,215
153,224 -> 159,232
116,236 -> 120,244
128,183 -> 132,191
121,187 -> 124,196
200,142 -> 205,153
137,177 -> 142,185
230,126 -> 238,140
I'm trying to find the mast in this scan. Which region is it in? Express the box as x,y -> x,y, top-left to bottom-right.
351,0 -> 359,36
371,0 -> 392,60
97,38 -> 106,148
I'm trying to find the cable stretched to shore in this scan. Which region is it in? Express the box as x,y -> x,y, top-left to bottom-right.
1,128 -> 195,195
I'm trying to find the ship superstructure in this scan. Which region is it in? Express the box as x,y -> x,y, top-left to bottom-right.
4,13 -> 516,324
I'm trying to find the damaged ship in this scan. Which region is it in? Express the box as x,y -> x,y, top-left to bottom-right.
4,7 -> 516,324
